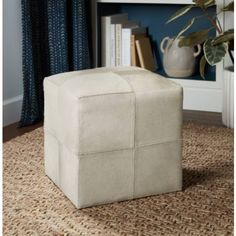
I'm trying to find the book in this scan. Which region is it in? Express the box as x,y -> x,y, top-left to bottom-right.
110,24 -> 116,66
116,21 -> 139,66
115,24 -> 122,66
101,14 -> 128,67
131,33 -> 146,66
122,27 -> 146,66
135,37 -> 156,71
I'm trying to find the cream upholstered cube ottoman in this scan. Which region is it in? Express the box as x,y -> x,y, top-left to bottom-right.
44,66 -> 183,209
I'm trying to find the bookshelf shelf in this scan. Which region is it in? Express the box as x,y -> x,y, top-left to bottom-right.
93,0 -> 225,112
157,69 -> 216,82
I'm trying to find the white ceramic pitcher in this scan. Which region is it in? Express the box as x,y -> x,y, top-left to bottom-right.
160,37 -> 201,78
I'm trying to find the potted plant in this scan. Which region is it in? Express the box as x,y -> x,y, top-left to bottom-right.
167,0 -> 234,128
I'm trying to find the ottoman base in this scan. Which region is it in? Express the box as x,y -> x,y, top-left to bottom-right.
45,132 -> 182,209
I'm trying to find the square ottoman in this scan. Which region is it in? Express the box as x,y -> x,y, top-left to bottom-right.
44,66 -> 183,209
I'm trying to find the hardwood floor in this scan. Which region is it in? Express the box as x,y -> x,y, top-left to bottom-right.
3,121 -> 43,143
3,111 -> 223,143
183,110 -> 222,126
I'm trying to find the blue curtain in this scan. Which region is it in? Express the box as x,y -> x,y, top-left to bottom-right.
20,0 -> 92,127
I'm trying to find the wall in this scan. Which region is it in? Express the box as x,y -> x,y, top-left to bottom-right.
3,0 -> 23,126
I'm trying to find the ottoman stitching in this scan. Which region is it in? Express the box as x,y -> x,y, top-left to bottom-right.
138,138 -> 183,147
77,139 -> 181,157
77,91 -> 133,100
44,129 -> 182,156
137,139 -> 182,149
114,72 -> 136,199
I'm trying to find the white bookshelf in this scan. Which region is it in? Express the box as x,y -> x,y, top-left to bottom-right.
93,0 -> 225,112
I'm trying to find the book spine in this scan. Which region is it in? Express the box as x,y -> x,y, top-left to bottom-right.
131,35 -> 136,66
131,33 -> 146,67
135,39 -> 145,68
101,16 -> 106,66
135,37 -> 156,71
115,24 -> 122,66
110,24 -> 116,67
101,16 -> 110,67
122,29 -> 131,66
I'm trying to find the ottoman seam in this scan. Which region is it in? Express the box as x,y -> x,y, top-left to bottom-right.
115,73 -> 136,199
76,91 -> 133,100
44,129 -> 181,156
137,139 -> 182,148
44,129 -> 133,156
138,138 -> 183,147
78,139 -> 181,156
78,148 -> 133,159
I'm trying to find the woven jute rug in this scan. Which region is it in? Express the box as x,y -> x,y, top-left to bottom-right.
3,123 -> 233,236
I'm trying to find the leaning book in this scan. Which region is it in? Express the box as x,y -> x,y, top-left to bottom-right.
135,37 -> 156,71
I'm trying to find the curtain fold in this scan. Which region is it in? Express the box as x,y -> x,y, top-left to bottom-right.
20,0 -> 92,127
47,0 -> 69,74
72,0 -> 91,70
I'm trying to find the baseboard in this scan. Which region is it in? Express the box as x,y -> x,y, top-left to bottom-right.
183,110 -> 222,126
182,87 -> 222,112
3,95 -> 23,127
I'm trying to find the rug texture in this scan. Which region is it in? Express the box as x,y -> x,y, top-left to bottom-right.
3,123 -> 233,236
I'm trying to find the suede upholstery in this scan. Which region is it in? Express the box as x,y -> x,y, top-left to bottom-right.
44,66 -> 183,209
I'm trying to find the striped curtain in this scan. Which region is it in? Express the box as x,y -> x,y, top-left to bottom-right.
20,0 -> 91,127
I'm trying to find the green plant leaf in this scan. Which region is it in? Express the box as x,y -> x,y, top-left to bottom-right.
176,18 -> 195,39
204,0 -> 216,8
200,56 -> 207,79
222,1 -> 234,11
178,29 -> 209,47
212,29 -> 234,45
203,39 -> 228,65
166,5 -> 193,24
193,0 -> 216,8
193,0 -> 205,7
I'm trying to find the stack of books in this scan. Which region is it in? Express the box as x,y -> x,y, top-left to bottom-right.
101,13 -> 156,71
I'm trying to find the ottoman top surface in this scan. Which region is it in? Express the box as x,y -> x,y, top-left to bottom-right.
45,67 -> 180,98
44,66 -> 182,156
